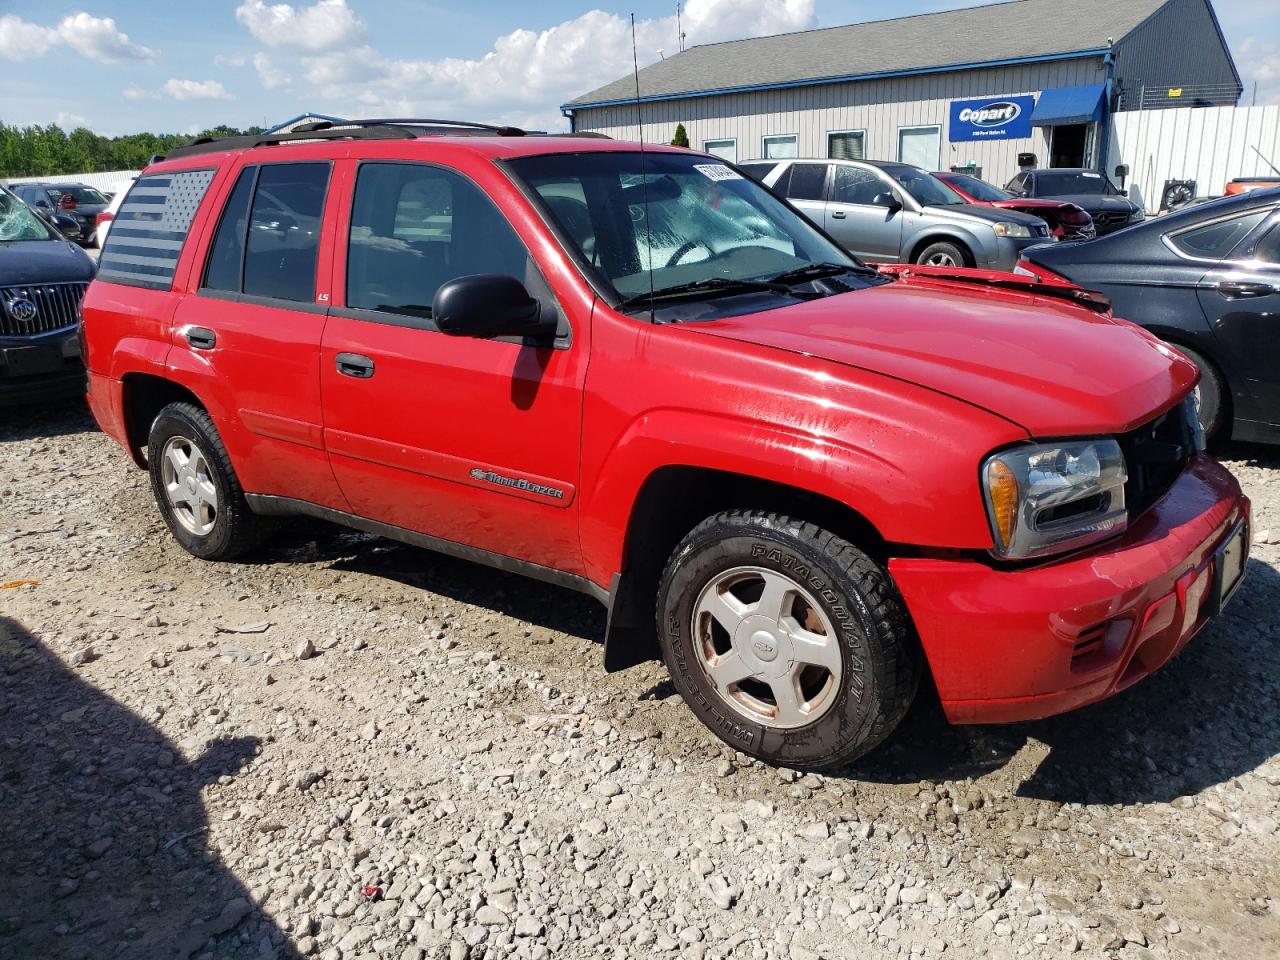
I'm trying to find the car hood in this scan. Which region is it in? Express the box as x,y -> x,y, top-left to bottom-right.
989,198 -> 1075,212
691,276 -> 1196,437
923,204 -> 1048,228
0,240 -> 96,285
1045,194 -> 1136,215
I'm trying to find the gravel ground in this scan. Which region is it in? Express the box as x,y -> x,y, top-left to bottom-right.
1,402 -> 1278,960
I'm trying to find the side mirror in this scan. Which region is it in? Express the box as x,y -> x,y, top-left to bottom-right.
33,199 -> 52,211
53,214 -> 81,238
872,193 -> 902,212
432,275 -> 555,341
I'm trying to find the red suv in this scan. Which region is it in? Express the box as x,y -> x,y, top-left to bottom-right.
83,120 -> 1249,770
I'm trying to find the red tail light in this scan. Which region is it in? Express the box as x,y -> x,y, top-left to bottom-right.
97,211 -> 114,225
59,194 -> 77,210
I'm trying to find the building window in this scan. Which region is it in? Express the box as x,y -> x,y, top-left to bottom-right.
897,125 -> 941,170
827,130 -> 865,160
702,138 -> 737,163
762,134 -> 798,160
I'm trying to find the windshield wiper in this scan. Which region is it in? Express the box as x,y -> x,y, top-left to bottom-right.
617,276 -> 794,310
767,262 -> 874,285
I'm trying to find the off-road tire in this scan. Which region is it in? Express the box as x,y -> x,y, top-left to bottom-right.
147,402 -> 264,560
656,510 -> 921,770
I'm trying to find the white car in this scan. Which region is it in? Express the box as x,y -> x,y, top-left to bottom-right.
94,181 -> 133,248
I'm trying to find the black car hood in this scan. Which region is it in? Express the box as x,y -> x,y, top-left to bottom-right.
1047,194 -> 1137,215
0,240 -> 96,285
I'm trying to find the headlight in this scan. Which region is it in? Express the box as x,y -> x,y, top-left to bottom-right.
1184,392 -> 1206,453
993,222 -> 1033,238
982,439 -> 1128,559
1128,209 -> 1144,222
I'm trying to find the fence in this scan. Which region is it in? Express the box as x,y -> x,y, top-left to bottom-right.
2,170 -> 140,194
1111,105 -> 1280,212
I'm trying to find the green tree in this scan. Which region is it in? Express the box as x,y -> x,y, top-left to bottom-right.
670,123 -> 690,148
0,120 -> 263,177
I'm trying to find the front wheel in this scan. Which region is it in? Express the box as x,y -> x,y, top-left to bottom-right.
1176,345 -> 1228,442
657,510 -> 921,770
914,240 -> 968,268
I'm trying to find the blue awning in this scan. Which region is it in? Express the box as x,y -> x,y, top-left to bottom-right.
1031,84 -> 1106,126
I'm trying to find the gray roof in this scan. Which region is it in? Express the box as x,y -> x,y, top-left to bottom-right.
565,0 -> 1169,109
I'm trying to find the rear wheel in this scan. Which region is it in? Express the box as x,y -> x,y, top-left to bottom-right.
1177,345 -> 1228,441
914,240 -> 969,268
147,402 -> 264,560
656,510 -> 921,770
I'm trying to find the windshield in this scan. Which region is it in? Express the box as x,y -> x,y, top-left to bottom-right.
1037,172 -> 1118,196
889,167 -> 967,206
49,185 -> 108,204
0,190 -> 55,241
506,151 -> 860,303
947,175 -> 1011,202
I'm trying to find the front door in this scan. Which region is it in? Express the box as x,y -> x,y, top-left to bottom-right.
319,160 -> 588,574
825,165 -> 905,262
171,160 -> 347,510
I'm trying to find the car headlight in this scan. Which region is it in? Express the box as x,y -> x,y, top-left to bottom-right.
1128,209 -> 1144,222
1184,391 -> 1206,453
982,439 -> 1128,559
993,222 -> 1033,239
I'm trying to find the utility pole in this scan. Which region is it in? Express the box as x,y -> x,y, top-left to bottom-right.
677,2 -> 685,52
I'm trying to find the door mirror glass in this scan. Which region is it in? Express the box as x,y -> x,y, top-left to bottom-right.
873,192 -> 903,212
432,275 -> 555,340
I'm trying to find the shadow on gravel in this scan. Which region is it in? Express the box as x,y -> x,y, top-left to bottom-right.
0,617 -> 298,960
851,557 -> 1280,806
0,398 -> 94,443
271,529 -> 606,643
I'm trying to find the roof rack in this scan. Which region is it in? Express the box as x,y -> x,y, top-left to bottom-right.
163,117 -> 533,161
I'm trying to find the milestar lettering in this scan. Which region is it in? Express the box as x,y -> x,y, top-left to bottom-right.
469,467 -> 565,500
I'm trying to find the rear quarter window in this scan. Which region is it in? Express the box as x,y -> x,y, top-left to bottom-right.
97,169 -> 217,289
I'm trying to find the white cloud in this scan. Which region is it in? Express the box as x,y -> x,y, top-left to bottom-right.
58,13 -> 154,62
56,111 -> 89,128
0,11 -> 153,63
215,52 -> 247,67
253,52 -> 292,89
122,84 -> 155,101
163,79 -> 235,101
0,15 -> 58,61
291,0 -> 816,132
235,0 -> 364,52
1238,37 -> 1280,106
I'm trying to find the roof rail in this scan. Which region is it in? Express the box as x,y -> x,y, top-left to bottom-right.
312,118 -> 528,137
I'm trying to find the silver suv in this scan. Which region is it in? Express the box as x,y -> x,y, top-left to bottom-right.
740,158 -> 1055,269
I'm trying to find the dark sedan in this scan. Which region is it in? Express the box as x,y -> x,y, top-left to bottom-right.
1017,187 -> 1280,443
1005,168 -> 1143,235
0,185 -> 96,406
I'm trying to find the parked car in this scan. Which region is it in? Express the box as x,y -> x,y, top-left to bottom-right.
93,185 -> 131,250
741,158 -> 1053,269
1017,187 -> 1280,444
934,171 -> 1095,241
1225,176 -> 1280,196
84,120 -> 1248,769
0,184 -> 96,405
10,182 -> 110,246
1005,168 -> 1144,235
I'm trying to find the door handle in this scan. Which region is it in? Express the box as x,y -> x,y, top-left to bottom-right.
831,210 -> 847,219
336,353 -> 375,379
186,327 -> 216,350
1217,279 -> 1276,299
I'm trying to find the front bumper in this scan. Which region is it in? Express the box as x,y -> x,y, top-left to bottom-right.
890,454 -> 1249,724
0,329 -> 84,406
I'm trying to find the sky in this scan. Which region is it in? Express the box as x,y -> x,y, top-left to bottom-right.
1,0 -> 1277,137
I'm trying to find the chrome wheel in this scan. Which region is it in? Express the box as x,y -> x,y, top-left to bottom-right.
924,251 -> 959,266
160,435 -> 218,536
691,566 -> 843,729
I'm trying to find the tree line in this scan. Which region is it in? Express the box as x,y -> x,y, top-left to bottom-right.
0,122 -> 266,178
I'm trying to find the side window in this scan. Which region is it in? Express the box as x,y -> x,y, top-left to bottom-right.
786,164 -> 829,202
1251,224 -> 1280,265
203,168 -> 255,293
1170,210 -> 1268,260
346,163 -> 532,322
1007,173 -> 1027,194
97,169 -> 216,289
244,163 -> 329,301
832,166 -> 887,205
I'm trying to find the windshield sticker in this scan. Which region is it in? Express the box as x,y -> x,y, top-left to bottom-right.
694,164 -> 742,181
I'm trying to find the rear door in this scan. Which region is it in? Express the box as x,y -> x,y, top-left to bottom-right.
318,159 -> 588,574
1195,210 -> 1280,417
825,165 -> 905,262
169,160 -> 348,509
777,162 -> 830,229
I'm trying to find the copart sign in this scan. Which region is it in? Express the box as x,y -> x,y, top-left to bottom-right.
949,95 -> 1035,141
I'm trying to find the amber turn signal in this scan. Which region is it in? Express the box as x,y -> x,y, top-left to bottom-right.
986,458 -> 1020,550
